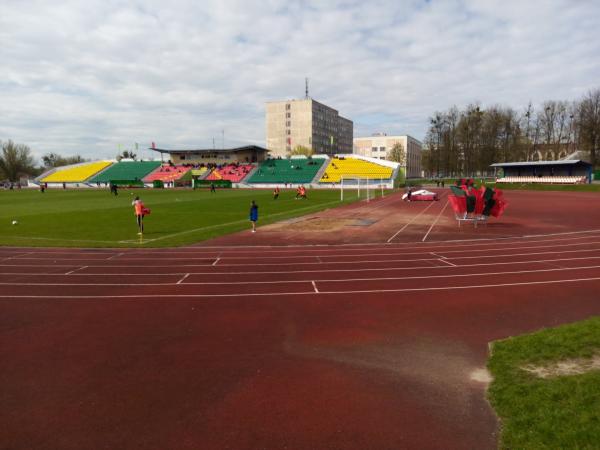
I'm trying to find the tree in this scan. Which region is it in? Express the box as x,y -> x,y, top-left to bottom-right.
578,89 -> 600,167
117,150 -> 137,161
289,145 -> 313,157
0,140 -> 37,181
42,152 -> 88,168
387,142 -> 406,165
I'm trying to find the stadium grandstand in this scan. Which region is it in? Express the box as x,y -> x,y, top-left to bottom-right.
246,157 -> 327,184
149,145 -> 268,164
39,161 -> 113,184
491,160 -> 593,184
191,167 -> 209,178
143,165 -> 191,184
89,161 -> 161,185
206,164 -> 254,182
319,155 -> 395,183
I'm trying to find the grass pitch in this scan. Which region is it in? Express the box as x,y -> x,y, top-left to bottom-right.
488,317 -> 600,449
0,187 -> 373,248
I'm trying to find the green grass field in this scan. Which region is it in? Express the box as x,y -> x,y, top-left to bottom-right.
488,317 -> 600,449
0,187 -> 376,248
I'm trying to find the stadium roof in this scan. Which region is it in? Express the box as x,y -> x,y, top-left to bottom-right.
149,145 -> 269,154
490,160 -> 591,168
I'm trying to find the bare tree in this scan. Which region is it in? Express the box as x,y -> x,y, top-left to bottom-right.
289,145 -> 314,157
42,153 -> 88,168
578,89 -> 600,167
387,142 -> 405,165
0,140 -> 37,181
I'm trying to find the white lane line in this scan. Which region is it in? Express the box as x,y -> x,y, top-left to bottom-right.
430,252 -> 447,259
6,254 -> 600,277
316,256 -> 322,263
387,201 -> 438,243
203,232 -> 600,254
64,266 -> 88,275
6,264 -> 600,286
4,276 -> 600,298
177,273 -> 190,284
312,280 -> 319,293
8,252 -> 35,260
107,252 -> 125,260
448,247 -> 600,261
422,201 -> 450,242
438,259 -> 456,267
212,258 -> 220,266
8,239 -> 600,262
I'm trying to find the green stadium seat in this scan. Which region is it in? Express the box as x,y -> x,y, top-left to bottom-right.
89,161 -> 162,184
247,158 -> 326,184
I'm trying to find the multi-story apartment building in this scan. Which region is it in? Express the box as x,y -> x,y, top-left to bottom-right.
266,98 -> 353,157
353,133 -> 423,178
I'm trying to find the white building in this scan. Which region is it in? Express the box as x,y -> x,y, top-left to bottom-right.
353,133 -> 422,178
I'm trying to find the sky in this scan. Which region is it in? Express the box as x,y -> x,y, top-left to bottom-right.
1,0 -> 599,161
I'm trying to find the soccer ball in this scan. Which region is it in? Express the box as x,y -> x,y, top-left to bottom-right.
12,220 -> 18,225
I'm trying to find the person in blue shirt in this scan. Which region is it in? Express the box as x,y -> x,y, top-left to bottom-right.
249,200 -> 258,232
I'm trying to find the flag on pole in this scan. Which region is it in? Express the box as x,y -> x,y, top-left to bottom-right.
330,135 -> 334,145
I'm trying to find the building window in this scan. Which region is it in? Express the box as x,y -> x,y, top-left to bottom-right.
286,130 -> 291,135
286,104 -> 290,110
379,146 -> 386,151
372,147 -> 377,152
286,112 -> 291,118
286,121 -> 291,127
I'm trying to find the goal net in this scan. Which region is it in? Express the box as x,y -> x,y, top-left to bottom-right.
340,176 -> 386,202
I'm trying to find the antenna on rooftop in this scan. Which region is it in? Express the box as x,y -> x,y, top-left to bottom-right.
305,77 -> 309,99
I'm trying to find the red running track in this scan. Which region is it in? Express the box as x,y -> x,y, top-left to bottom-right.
2,190 -> 600,449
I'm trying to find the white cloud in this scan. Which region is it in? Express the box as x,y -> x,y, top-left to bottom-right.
0,0 -> 598,160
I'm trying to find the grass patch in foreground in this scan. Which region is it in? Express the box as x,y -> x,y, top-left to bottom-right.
488,316 -> 600,449
0,188 -> 378,248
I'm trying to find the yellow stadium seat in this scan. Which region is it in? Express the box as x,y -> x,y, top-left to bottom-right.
320,157 -> 393,183
41,161 -> 113,183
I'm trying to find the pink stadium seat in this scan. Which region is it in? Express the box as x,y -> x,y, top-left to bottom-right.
205,164 -> 254,182
144,165 -> 191,182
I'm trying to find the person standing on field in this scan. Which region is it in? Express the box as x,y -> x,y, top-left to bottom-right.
249,200 -> 258,233
132,196 -> 147,235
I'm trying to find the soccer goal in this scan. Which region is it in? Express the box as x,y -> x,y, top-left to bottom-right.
340,176 -> 386,202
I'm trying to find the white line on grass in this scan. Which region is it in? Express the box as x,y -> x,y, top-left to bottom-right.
138,200 -> 342,243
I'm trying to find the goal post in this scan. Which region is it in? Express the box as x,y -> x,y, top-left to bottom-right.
340,176 -> 372,202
